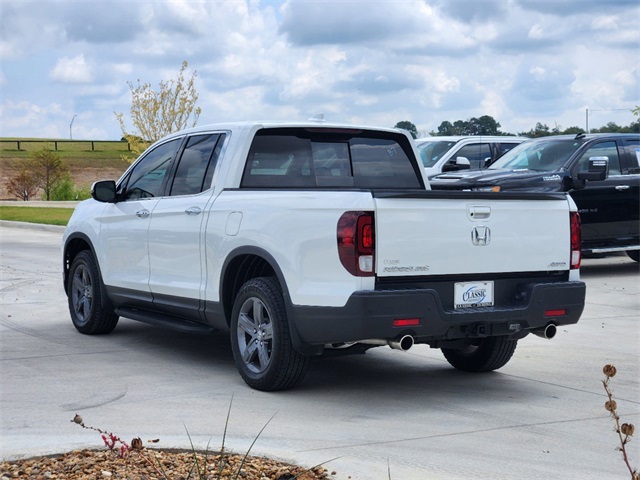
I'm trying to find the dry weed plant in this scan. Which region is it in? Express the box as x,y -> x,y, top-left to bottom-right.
0,397 -> 335,479
65,402 -> 336,480
602,364 -> 638,480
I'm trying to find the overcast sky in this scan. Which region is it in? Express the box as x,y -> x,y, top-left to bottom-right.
1,0 -> 638,140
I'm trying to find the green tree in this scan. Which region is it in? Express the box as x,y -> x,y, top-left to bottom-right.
452,120 -> 467,135
30,148 -> 69,201
469,116 -> 502,135
50,174 -> 76,201
6,168 -> 39,201
433,115 -> 503,136
434,120 -> 455,136
116,61 -> 201,158
594,122 -> 623,133
520,122 -> 552,138
433,119 -> 466,136
394,121 -> 418,139
563,126 -> 585,135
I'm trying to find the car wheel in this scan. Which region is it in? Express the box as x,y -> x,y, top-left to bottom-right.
441,336 -> 517,372
626,250 -> 639,262
68,250 -> 119,334
230,277 -> 310,391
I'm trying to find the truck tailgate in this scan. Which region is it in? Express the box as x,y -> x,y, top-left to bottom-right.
374,191 -> 572,277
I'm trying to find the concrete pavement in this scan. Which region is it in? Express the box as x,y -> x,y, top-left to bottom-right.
1,222 -> 638,479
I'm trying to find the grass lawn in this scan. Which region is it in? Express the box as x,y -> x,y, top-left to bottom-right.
0,206 -> 72,226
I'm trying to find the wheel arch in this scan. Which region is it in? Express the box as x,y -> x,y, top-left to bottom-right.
63,232 -> 98,296
220,246 -> 323,356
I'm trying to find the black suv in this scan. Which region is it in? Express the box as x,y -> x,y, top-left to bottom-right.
429,133 -> 640,261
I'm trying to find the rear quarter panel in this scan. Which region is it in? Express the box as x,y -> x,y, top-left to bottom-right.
204,190 -> 376,307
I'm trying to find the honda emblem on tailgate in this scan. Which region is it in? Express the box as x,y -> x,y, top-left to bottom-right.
471,226 -> 491,246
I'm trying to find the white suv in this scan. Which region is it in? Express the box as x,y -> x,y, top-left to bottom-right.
415,136 -> 528,177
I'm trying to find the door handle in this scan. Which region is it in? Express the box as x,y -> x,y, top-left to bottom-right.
185,207 -> 202,216
136,210 -> 150,218
614,185 -> 630,191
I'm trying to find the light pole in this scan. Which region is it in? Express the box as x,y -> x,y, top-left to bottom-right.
585,107 -> 632,133
70,114 -> 77,140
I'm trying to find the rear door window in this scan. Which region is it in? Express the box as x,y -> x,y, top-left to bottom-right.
169,133 -> 225,196
620,138 -> 640,174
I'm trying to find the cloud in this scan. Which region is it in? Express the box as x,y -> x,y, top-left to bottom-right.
433,0 -> 509,22
50,55 -> 94,83
0,100 -> 65,137
507,61 -> 577,115
62,2 -> 141,43
0,0 -> 637,140
279,0 -> 421,45
515,0 -> 638,16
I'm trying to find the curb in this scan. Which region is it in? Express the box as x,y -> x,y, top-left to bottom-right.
0,201 -> 79,208
0,220 -> 66,233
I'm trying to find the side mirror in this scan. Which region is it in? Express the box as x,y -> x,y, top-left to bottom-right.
442,156 -> 471,172
577,156 -> 609,181
91,180 -> 117,203
455,156 -> 471,170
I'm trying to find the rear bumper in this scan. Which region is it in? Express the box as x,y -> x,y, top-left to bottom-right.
290,281 -> 586,346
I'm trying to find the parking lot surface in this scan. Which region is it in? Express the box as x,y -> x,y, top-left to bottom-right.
1,223 -> 638,479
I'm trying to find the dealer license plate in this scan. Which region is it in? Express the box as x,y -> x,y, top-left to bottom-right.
454,281 -> 494,309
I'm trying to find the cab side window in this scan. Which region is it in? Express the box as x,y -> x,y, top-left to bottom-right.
456,143 -> 491,169
577,141 -> 621,176
123,139 -> 182,200
621,139 -> 640,174
497,142 -> 520,158
169,134 -> 224,196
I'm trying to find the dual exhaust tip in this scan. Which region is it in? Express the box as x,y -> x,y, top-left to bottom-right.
361,323 -> 558,351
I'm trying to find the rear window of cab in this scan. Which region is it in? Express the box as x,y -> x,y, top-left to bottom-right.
241,128 -> 423,189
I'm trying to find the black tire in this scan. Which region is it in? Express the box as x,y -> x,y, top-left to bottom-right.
626,250 -> 639,262
230,277 -> 310,391
67,250 -> 119,335
441,336 -> 517,372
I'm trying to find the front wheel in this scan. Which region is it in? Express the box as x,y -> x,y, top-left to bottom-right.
67,250 -> 119,334
626,250 -> 639,262
441,336 -> 517,372
230,277 -> 310,391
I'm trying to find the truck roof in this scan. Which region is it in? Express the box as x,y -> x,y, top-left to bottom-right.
415,135 -> 526,143
158,120 -> 408,140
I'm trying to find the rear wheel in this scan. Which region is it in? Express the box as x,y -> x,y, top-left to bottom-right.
441,336 -> 517,372
67,250 -> 119,334
230,277 -> 310,391
626,250 -> 639,262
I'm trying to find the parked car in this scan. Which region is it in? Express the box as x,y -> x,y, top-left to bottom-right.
429,133 -> 640,261
415,135 -> 528,177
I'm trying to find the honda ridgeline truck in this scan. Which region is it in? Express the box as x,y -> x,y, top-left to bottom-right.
62,121 -> 586,391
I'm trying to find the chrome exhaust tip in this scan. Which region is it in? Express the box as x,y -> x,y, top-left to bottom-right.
388,335 -> 415,351
360,335 -> 415,351
532,323 -> 557,340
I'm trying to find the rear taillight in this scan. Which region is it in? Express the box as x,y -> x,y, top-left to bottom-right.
337,211 -> 375,276
570,211 -> 581,269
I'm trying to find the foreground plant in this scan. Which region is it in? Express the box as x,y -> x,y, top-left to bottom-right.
67,407 -> 335,479
602,364 -> 639,480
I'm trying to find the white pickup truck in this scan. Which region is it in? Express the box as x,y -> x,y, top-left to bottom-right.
63,121 -> 586,391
